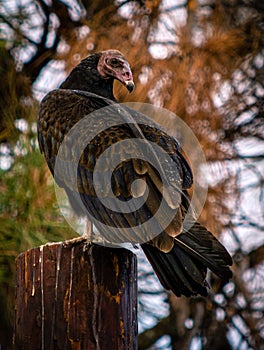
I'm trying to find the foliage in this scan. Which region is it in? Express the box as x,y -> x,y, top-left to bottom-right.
0,125 -> 74,347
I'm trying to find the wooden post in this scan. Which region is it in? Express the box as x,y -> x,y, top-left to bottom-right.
13,240 -> 137,350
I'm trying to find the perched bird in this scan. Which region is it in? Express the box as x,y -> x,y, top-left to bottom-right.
38,49 -> 232,297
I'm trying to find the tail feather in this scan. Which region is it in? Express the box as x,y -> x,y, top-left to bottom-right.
141,223 -> 232,297
184,221 -> 233,264
141,243 -> 208,297
177,223 -> 233,280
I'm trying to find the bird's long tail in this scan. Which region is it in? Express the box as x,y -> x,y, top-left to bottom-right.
141,222 -> 233,297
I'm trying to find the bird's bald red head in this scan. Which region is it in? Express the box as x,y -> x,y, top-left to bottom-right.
97,50 -> 135,93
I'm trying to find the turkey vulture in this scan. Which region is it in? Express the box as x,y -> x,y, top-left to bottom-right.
38,49 -> 232,297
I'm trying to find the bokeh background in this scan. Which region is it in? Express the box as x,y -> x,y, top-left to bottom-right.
0,0 -> 263,349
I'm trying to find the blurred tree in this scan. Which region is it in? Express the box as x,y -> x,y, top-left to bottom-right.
0,0 -> 263,349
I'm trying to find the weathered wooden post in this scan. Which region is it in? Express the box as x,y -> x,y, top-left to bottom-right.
13,239 -> 137,350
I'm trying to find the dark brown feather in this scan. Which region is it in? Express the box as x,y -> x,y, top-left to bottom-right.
38,50 -> 232,297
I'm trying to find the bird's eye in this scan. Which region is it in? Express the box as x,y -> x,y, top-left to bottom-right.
107,58 -> 120,67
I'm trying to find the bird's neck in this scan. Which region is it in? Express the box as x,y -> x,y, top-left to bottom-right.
60,67 -> 115,100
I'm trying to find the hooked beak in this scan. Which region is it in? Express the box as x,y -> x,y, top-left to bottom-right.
115,62 -> 135,93
125,80 -> 135,93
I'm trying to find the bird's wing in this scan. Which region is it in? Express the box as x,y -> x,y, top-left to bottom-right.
38,89 -> 111,178
38,89 -> 191,251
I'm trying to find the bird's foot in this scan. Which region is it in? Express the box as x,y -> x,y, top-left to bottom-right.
84,218 -> 93,243
63,219 -> 94,248
63,235 -> 89,246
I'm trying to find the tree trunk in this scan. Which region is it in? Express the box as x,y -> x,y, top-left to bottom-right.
13,240 -> 137,350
